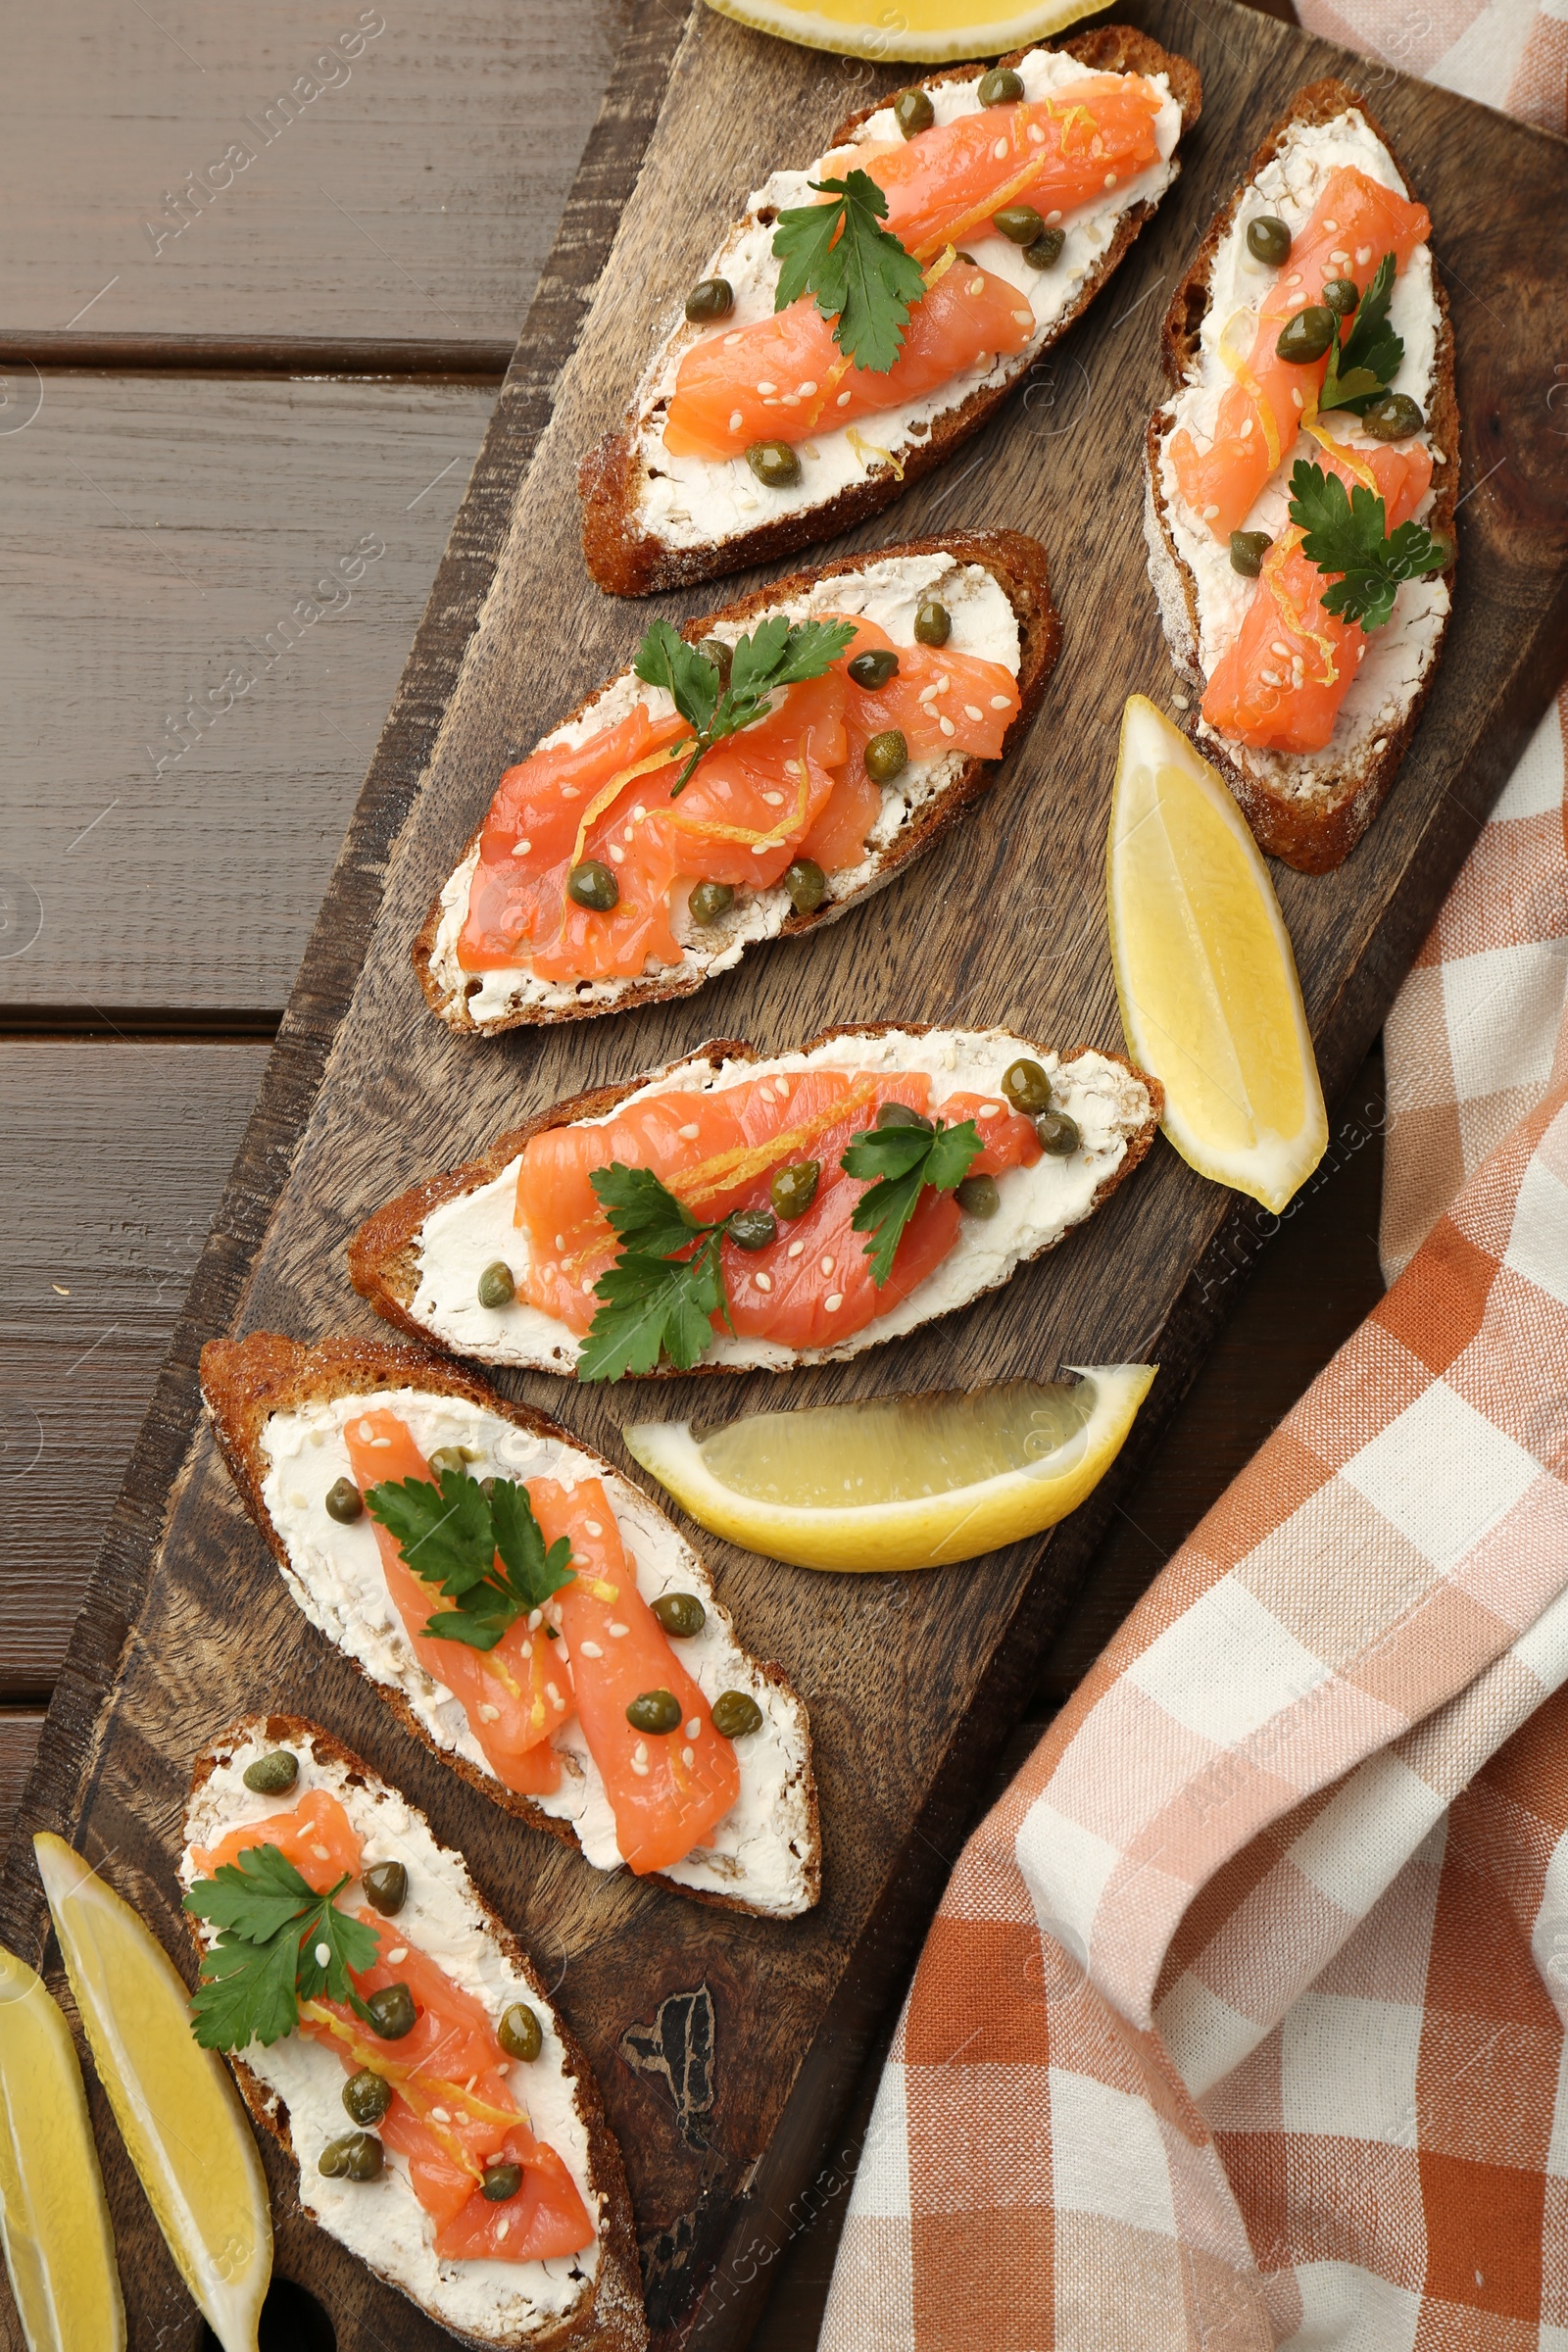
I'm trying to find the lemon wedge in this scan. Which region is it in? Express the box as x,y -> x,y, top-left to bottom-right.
703,0 -> 1102,64
0,1941 -> 124,2352
1107,697 -> 1327,1213
32,1835 -> 271,2352
624,1365 -> 1154,1570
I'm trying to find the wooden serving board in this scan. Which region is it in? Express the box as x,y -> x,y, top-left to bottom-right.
5,5 -> 1566,2348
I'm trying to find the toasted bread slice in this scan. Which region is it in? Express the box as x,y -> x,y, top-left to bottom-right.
416,532 -> 1059,1036
1143,79 -> 1457,873
580,28 -> 1200,597
198,1335 -> 820,1919
347,1022 -> 1162,1378
180,1715 -> 646,2352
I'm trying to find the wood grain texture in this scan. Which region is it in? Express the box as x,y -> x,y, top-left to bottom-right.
4,10 -> 1566,2352
0,1041 -> 270,1697
0,0 -> 629,347
0,373 -> 491,1013
0,1717 -> 45,1862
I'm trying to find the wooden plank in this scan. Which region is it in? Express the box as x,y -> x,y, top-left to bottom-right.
0,1717 -> 44,1865
0,0 -> 628,350
0,1041 -> 271,1697
5,10 -> 1566,2352
0,373 -> 492,1015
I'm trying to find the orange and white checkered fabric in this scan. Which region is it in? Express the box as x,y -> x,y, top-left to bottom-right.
821,22 -> 1568,2345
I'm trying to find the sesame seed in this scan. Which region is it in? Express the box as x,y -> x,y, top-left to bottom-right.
678,1121 -> 700,1139
1011,309 -> 1033,326
1046,210 -> 1061,225
528,1608 -> 543,1630
634,1741 -> 648,1764
965,703 -> 983,720
609,845 -> 625,863
1330,249 -> 1349,267
917,683 -> 941,704
510,837 -> 532,858
1239,417 -> 1252,439
757,379 -> 777,395
762,789 -> 786,806
478,1702 -> 500,1722
686,1719 -> 701,1738
780,393 -> 802,408
1202,504 -> 1220,520
546,1682 -> 563,1706
555,1234 -> 564,1250
825,1293 -> 843,1312
728,409 -> 743,432
609,1622 -> 629,1638
939,715 -> 956,736
993,137 -> 1007,160
622,821 -> 634,840
586,1518 -> 603,1536
581,1276 -> 595,1294
799,379 -> 817,396
432,2107 -> 450,2123
753,844 -> 770,858
1270,640 -> 1292,658
630,1753 -> 650,1777
820,1255 -> 835,1275
755,1271 -> 773,1292
1355,246 -> 1371,265
312,1842 -> 330,1860
1292,389 -> 1304,408
978,1102 -> 1000,1118
561,784 -> 578,799
837,389 -> 852,406
1171,692 -> 1190,710
520,1639 -> 532,1659
935,673 -> 950,691
776,1077 -> 790,1097
682,1745 -> 695,1766
388,1948 -> 407,1965
1104,172 -> 1117,187
1259,668 -> 1281,687
723,332 -> 742,346
989,694 -> 1010,710
1321,220 -> 1338,234
788,1239 -> 805,1257
966,275 -> 986,296
315,1941 -> 331,1966
580,1640 -> 603,1658
1371,735 -> 1388,753
497,2220 -> 511,2242
1028,123 -> 1044,144
1286,271 -> 1301,288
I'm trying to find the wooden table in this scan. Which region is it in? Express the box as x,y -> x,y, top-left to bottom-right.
0,0 -> 1393,2339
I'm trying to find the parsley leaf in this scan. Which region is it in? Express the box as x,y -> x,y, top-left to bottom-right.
772,168 -> 926,373
366,1466 -> 575,1650
1287,459 -> 1449,631
840,1115 -> 984,1287
183,1844 -> 381,2051
635,615 -> 857,798
576,1163 -> 730,1382
1318,254 -> 1403,416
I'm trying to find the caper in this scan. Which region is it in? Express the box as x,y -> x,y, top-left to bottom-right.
976,66 -> 1024,106
1021,226 -> 1065,270
1230,530 -> 1273,578
684,276 -> 733,323
498,2002 -> 543,2063
1034,1109 -> 1081,1156
1001,1057 -> 1052,1114
366,1984 -> 416,2041
727,1206 -> 778,1252
912,598 -> 951,647
783,858 -> 825,914
877,1100 -> 933,1133
1276,305 -> 1335,365
956,1172 -> 1000,1219
477,1260 -> 514,1310
769,1160 -> 819,1220
324,1477 -> 363,1524
626,1689 -> 683,1736
1321,276 -> 1359,317
242,1750 -> 298,1796
688,879 -> 735,926
993,204 -> 1045,246
746,439 -> 802,489
481,2164 -> 523,2203
362,1861 -> 408,1917
863,729 -> 908,784
653,1592 -> 707,1639
893,85 -> 934,138
1360,391 -> 1424,441
847,647 -> 899,690
710,1690 -> 763,1740
1245,215 -> 1292,267
697,636 -> 733,685
319,2131 -> 384,2182
428,1445 -> 474,1481
343,2070 -> 392,2127
566,858 -> 618,912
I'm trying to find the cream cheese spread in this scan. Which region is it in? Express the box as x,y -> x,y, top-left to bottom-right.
406,1027 -> 1152,1374
428,551 -> 1021,1027
180,1725 -> 601,2342
254,1399 -> 816,1916
1146,109 -> 1448,802
631,48 -> 1182,554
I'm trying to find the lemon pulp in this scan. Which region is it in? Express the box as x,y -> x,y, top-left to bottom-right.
32,1834 -> 271,2352
1108,697 -> 1326,1212
0,1942 -> 124,2352
624,1365 -> 1153,1571
703,0 -> 1104,65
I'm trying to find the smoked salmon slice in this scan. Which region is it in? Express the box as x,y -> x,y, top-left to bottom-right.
1201,435 -> 1434,753
514,1066 -> 1040,1350
1169,167 -> 1430,540
662,258 -> 1034,462
192,1788 -> 362,1892
456,618 -> 1018,987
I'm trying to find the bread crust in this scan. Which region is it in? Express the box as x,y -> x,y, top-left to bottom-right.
183,1712 -> 648,2352
197,1333 -> 821,1917
416,530 -> 1060,1035
1143,77 -> 1458,873
345,1021 -> 1164,1376
579,27 -> 1201,598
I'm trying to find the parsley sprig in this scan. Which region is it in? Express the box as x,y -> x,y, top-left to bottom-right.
772,167 -> 925,373
634,614 -> 856,798
183,1844 -> 381,2051
365,1466 -> 575,1650
841,1115 -> 983,1285
1287,459 -> 1449,631
1318,254 -> 1402,416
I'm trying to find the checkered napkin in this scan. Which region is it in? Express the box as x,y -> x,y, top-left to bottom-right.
819,26 -> 1568,2346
